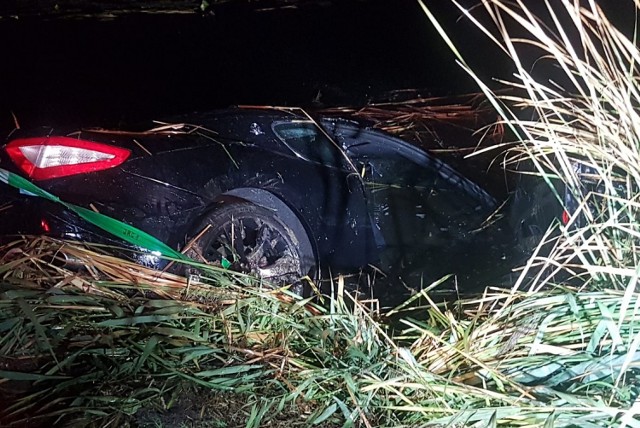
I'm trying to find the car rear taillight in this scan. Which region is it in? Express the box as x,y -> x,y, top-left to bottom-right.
5,136 -> 130,180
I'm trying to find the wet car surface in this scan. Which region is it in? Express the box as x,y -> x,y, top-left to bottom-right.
0,107 -> 552,291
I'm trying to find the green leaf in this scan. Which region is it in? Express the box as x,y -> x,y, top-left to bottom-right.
312,403 -> 337,425
178,347 -> 221,364
544,411 -> 556,428
96,314 -> 182,327
246,403 -> 259,428
195,364 -> 263,378
0,317 -> 20,333
0,370 -> 69,381
597,302 -> 624,351
46,295 -> 103,305
333,397 -> 354,428
17,298 -> 55,359
153,327 -> 208,342
2,289 -> 43,299
486,410 -> 497,428
133,335 -> 160,374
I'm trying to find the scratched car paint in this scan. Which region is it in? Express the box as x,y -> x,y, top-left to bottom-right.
0,108 -> 542,288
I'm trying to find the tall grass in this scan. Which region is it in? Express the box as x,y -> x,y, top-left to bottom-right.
0,236 -> 638,427
3,237 -> 640,426
421,0 -> 640,293
4,1 -> 640,426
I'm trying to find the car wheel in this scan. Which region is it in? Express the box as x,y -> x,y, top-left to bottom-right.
185,202 -> 315,291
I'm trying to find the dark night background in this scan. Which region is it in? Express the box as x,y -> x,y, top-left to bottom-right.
0,0 -> 631,131
0,0 -> 515,132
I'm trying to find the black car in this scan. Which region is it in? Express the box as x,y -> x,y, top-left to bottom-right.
0,107 -> 550,287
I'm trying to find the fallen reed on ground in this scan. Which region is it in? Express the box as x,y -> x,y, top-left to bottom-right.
1,234 -> 640,427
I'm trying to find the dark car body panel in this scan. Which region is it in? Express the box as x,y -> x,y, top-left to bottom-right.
0,108 -> 499,274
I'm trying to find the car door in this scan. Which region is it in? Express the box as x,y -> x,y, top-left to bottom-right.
325,120 -> 497,256
268,119 -> 378,269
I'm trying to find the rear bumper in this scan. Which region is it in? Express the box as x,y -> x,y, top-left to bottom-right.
0,187 -> 168,269
1,186 -> 106,240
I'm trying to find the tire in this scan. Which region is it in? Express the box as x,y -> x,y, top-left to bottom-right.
184,202 -> 315,289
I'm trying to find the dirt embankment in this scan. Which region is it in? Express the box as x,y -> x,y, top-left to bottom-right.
0,0 -> 346,20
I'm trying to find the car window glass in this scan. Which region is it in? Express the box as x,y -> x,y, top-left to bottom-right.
273,122 -> 344,168
349,141 -> 493,215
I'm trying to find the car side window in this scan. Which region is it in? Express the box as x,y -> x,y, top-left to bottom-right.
273,122 -> 344,168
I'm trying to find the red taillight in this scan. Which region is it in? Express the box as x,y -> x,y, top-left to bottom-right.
5,136 -> 130,181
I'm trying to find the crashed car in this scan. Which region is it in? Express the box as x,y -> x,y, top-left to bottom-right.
0,107 -> 541,286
